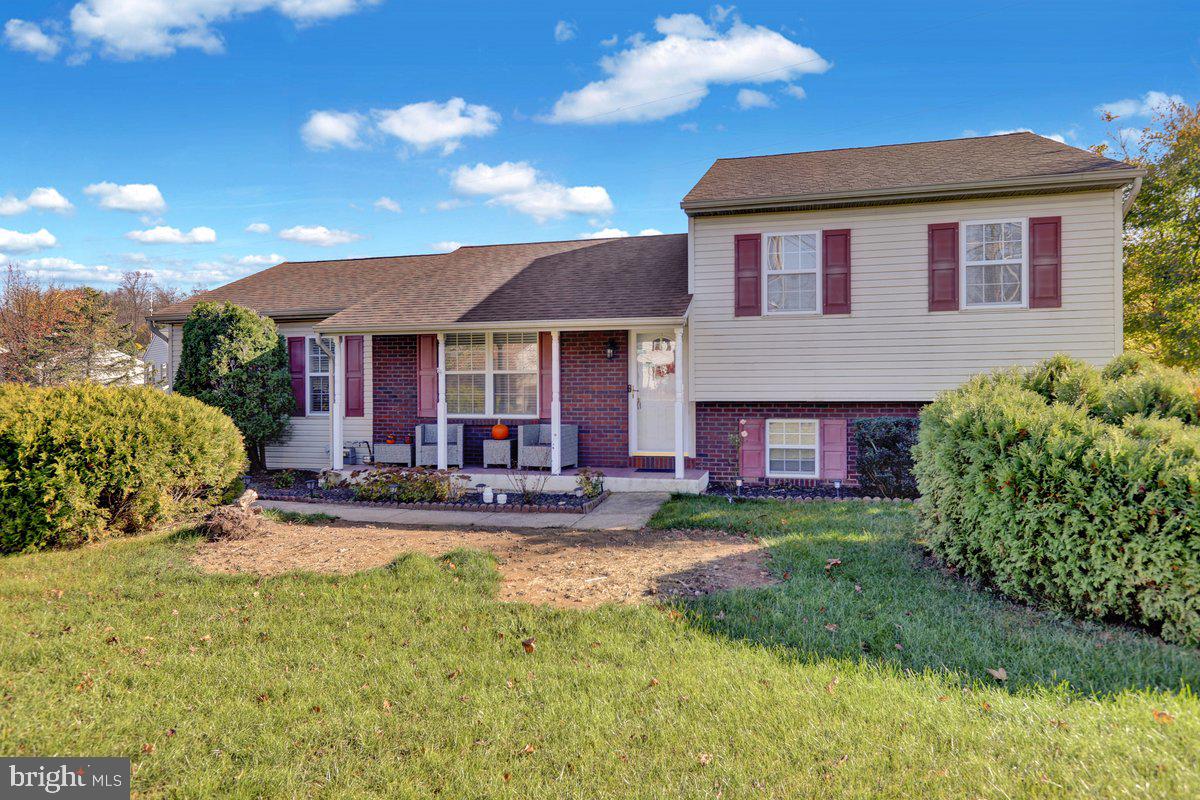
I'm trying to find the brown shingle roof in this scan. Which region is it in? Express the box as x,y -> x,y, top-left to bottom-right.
682,132 -> 1140,209
151,235 -> 691,328
319,235 -> 690,331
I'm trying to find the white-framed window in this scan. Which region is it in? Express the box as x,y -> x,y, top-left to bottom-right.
307,336 -> 334,415
766,419 -> 819,478
961,219 -> 1027,308
763,232 -> 820,314
444,331 -> 539,418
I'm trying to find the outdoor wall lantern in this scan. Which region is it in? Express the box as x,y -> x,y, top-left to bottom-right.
604,338 -> 619,360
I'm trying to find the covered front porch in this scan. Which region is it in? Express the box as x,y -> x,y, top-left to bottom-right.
320,323 -> 703,491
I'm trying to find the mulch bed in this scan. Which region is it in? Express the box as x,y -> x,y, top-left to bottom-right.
705,482 -> 915,503
248,476 -> 609,514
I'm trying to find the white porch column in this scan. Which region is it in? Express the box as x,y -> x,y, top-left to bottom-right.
331,335 -> 345,470
673,325 -> 685,480
550,329 -> 562,475
436,333 -> 448,470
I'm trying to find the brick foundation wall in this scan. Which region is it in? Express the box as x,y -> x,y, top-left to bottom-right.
695,401 -> 924,485
372,331 -> 631,468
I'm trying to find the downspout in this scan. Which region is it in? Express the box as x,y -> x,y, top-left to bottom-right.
1121,176 -> 1143,217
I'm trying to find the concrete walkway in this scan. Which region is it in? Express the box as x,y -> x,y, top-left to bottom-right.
257,492 -> 670,531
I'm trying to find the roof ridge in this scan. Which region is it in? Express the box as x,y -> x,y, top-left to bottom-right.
457,232 -> 684,249
711,132 -> 1093,163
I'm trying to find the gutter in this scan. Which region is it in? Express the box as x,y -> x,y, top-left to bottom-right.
314,313 -> 692,336
1121,176 -> 1144,217
680,168 -> 1148,216
147,307 -> 345,325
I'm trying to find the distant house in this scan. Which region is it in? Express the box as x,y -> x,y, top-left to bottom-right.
148,133 -> 1143,492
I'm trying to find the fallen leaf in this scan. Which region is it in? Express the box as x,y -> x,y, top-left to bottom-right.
824,558 -> 842,572
697,753 -> 713,766
256,693 -> 269,704
980,702 -> 992,713
141,743 -> 155,754
648,678 -> 659,687
824,677 -> 839,694
446,669 -> 461,681
311,706 -> 322,714
854,584 -> 863,593
986,668 -> 1008,682
1049,719 -> 1068,729
502,772 -> 511,782
895,643 -> 903,650
937,695 -> 948,702
521,637 -> 536,654
824,623 -> 839,632
1153,709 -> 1175,724
522,743 -> 537,755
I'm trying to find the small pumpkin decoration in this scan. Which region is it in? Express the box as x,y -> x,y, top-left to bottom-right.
491,422 -> 509,440
385,435 -> 396,445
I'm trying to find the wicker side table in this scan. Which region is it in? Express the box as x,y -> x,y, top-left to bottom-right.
482,438 -> 514,468
373,443 -> 411,466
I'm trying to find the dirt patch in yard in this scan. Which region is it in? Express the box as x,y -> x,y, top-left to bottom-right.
190,520 -> 775,607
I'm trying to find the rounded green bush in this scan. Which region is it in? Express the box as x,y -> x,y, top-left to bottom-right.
0,384 -> 246,553
914,355 -> 1200,646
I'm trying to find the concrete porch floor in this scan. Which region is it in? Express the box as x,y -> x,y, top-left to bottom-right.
258,491 -> 671,531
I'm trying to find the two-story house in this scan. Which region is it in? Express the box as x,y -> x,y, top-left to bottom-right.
148,132 -> 1143,493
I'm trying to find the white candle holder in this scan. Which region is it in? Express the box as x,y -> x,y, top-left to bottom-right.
496,493 -> 507,505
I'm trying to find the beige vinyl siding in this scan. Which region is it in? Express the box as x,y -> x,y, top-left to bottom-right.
689,189 -> 1123,402
168,321 -> 373,470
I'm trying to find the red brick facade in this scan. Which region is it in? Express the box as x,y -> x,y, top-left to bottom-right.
372,331 -> 631,468
694,401 -> 924,485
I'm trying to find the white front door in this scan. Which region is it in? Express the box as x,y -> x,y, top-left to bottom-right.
631,331 -> 676,454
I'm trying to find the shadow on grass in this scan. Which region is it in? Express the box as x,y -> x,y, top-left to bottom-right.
652,497 -> 1200,699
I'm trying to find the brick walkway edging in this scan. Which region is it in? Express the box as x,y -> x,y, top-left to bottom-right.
255,490 -> 611,515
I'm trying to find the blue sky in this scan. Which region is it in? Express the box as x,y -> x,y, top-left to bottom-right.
1,0 -> 1195,289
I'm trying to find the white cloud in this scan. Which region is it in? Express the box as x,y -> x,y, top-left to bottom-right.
15,256 -> 123,285
374,196 -> 402,213
784,84 -> 806,100
237,253 -> 284,266
125,225 -> 217,244
84,181 -> 166,213
554,20 -> 576,42
372,98 -> 499,155
579,227 -> 663,239
451,161 -> 613,223
679,121 -> 699,133
245,222 -> 271,234
1096,90 -> 1184,119
301,110 -> 365,150
278,224 -> 362,246
736,88 -> 774,109
4,19 -> 63,60
990,128 -> 1067,144
0,187 -> 73,216
435,198 -> 466,211
56,0 -> 381,61
600,33 -> 618,47
430,241 -> 462,252
546,14 -> 829,124
0,228 -> 57,253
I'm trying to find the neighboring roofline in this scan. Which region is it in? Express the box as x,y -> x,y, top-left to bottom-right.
680,168 -> 1146,216
314,313 -> 690,335
147,307 -> 343,325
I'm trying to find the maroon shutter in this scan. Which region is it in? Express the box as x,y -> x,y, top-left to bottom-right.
822,229 -> 851,314
1029,216 -> 1062,308
287,336 -> 306,417
417,334 -> 437,418
928,222 -> 960,311
820,419 -> 848,481
734,233 -> 761,317
344,335 -> 364,417
538,332 -> 552,419
739,419 -> 765,479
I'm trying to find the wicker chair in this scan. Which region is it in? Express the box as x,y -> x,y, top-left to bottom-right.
414,423 -> 464,468
517,424 -> 578,470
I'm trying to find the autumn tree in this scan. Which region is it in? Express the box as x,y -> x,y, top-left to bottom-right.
1103,100 -> 1200,368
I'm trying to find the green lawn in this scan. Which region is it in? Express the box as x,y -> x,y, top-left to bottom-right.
1,498 -> 1196,798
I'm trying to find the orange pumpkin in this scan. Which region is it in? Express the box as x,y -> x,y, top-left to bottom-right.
491,423 -> 509,440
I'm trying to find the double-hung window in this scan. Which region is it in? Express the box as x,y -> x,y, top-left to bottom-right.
444,332 -> 539,417
307,336 -> 333,415
764,232 -> 820,313
766,419 -> 819,478
962,219 -> 1026,308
